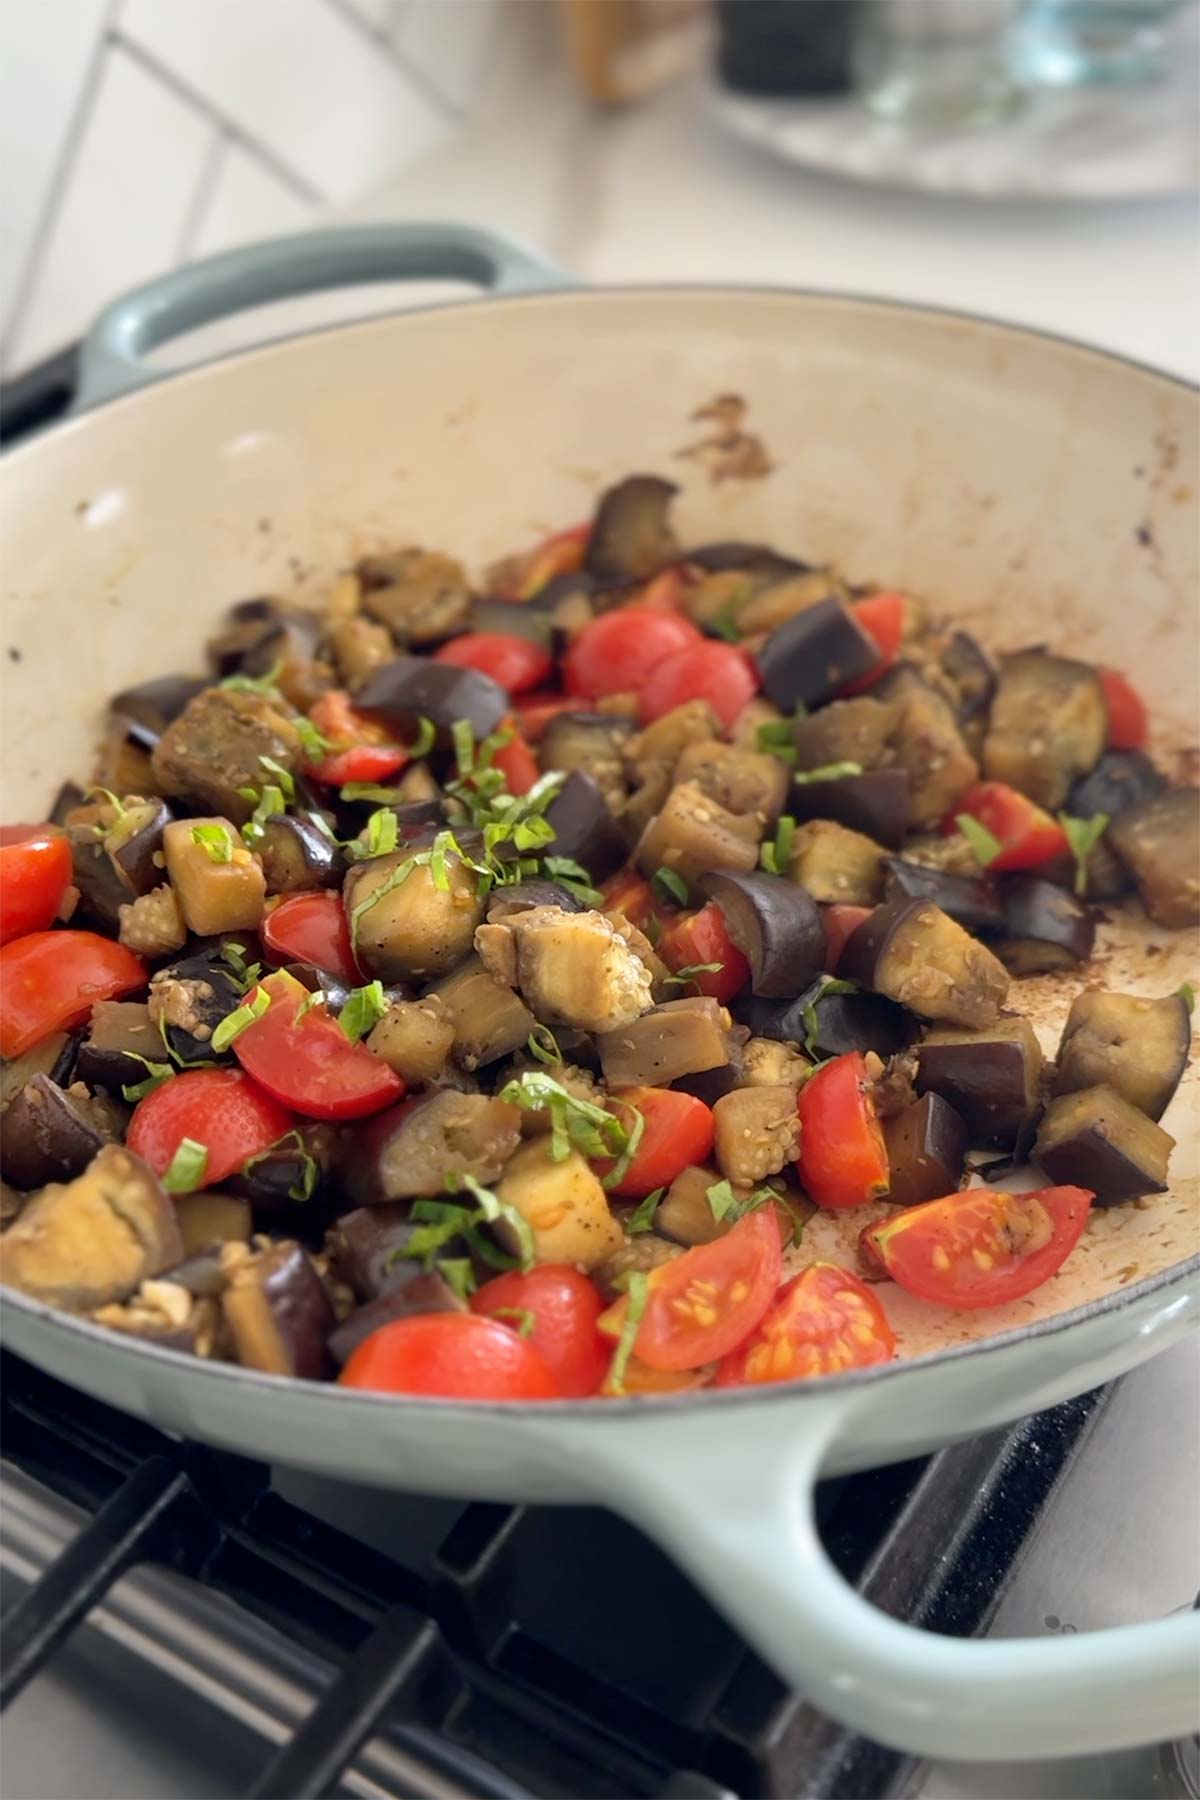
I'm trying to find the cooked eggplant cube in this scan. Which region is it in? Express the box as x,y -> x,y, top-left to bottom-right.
357,548 -> 472,644
788,819 -> 886,906
996,877 -> 1095,975
635,783 -> 759,887
367,997 -> 455,1084
540,713 -> 634,811
758,598 -> 880,712
983,652 -> 1107,810
586,475 -> 679,581
222,1240 -> 334,1379
712,1085 -> 799,1187
886,678 -> 979,828
486,879 -> 586,921
596,996 -> 733,1088
425,954 -> 535,1068
344,851 -> 483,983
701,869 -> 825,999
939,630 -> 997,726
163,817 -> 267,936
542,770 -> 629,881
688,541 -> 808,578
1068,749 -> 1167,822
673,741 -> 789,824
883,858 -> 1006,936
257,814 -> 343,894
1053,988 -> 1191,1122
174,1192 -> 252,1257
914,1017 -> 1044,1149
883,1094 -> 968,1208
474,906 -> 654,1035
789,770 -> 911,850
494,1140 -> 624,1269
326,1203 -> 423,1301
151,687 -> 302,825
1107,786 -> 1200,929
76,1002 -> 161,1091
1,1075 -> 122,1191
227,1129 -> 331,1229
110,674 -> 207,746
355,655 -> 507,745
751,983 -> 919,1062
654,1165 -> 733,1246
2,1031 -> 77,1112
148,952 -> 245,1065
1034,1085 -> 1175,1207
329,1274 -> 466,1367
342,1091 -> 522,1205
792,695 -> 898,774
841,897 -> 1009,1029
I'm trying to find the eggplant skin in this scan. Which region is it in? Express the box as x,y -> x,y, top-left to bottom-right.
883,1093 -> 968,1208
0,1075 -> 114,1191
1034,1084 -> 1174,1207
790,771 -> 911,851
1053,988 -> 1190,1123
737,984 -> 917,1061
1107,786 -> 1200,929
995,877 -> 1095,975
1068,749 -> 1166,822
841,897 -> 1009,1029
328,1273 -> 465,1367
542,771 -> 629,882
914,1018 -> 1044,1150
586,475 -> 679,581
983,652 -> 1107,810
701,869 -> 825,1000
883,858 -> 1005,936
355,656 -> 507,744
757,598 -> 879,712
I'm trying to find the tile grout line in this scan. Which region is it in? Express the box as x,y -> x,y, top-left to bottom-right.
1,0 -> 122,370
323,0 -> 466,120
174,127 -> 230,266
110,26 -> 326,205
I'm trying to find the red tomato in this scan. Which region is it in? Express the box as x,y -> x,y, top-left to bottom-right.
600,870 -> 658,932
798,1052 -> 889,1210
601,1357 -> 710,1397
305,689 -> 409,787
0,825 -> 73,945
340,1313 -> 562,1399
0,930 -> 146,1059
232,971 -> 403,1121
513,690 -> 575,741
599,1086 -> 715,1198
563,607 -> 701,701
1099,667 -> 1147,751
950,781 -> 1069,871
716,1263 -> 895,1386
658,902 -> 751,1003
472,1265 -> 609,1397
638,642 -> 760,731
514,523 -> 590,600
839,592 -> 907,696
862,1185 -> 1093,1310
491,731 -> 540,796
822,904 -> 874,974
261,891 -> 360,985
602,1211 -> 783,1371
433,632 -> 553,694
127,1067 -> 293,1187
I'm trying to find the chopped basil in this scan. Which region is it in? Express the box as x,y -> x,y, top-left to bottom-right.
293,716 -> 332,762
652,866 -> 689,907
345,808 -> 398,863
295,988 -> 326,1022
756,705 -> 807,765
191,822 -> 234,864
792,761 -> 864,785
120,1055 -> 175,1103
527,1024 -> 563,1066
1178,982 -> 1195,1014
259,756 -> 296,801
601,1104 -> 645,1193
1057,811 -> 1109,896
760,813 -> 796,875
607,1270 -> 649,1394
705,1179 -> 737,1221
662,961 -> 724,988
707,1176 -> 790,1231
239,783 -> 287,849
626,1187 -> 664,1234
338,980 -> 388,1044
211,985 -> 271,1053
801,975 -> 858,1055
497,1071 -> 628,1165
220,659 -> 283,698
437,1258 -> 477,1304
401,1200 -> 475,1264
341,783 -> 407,804
543,855 -> 603,906
163,1137 -> 208,1195
409,716 -> 437,759
219,940 -> 263,991
242,1128 -> 320,1201
954,812 -> 1004,867
491,1306 -> 536,1339
455,1172 -> 535,1271
709,601 -> 742,644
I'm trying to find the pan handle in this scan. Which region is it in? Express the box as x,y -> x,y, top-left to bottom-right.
594,1386 -> 1200,1761
74,222 -> 570,410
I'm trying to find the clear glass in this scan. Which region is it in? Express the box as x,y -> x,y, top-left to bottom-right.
853,0 -> 1025,127
1012,0 -> 1188,87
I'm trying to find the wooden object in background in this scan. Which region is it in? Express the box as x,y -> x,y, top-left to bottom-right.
557,0 -> 710,105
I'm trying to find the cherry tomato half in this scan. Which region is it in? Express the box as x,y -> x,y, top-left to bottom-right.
659,902 -> 751,1003
472,1265 -> 609,1397
0,930 -> 146,1059
1098,667 -> 1147,751
305,689 -> 409,787
839,592 -> 907,696
261,891 -> 360,985
949,781 -> 1069,872
716,1263 -> 895,1386
599,1086 -> 715,1198
433,632 -> 553,695
861,1185 -> 1093,1310
632,567 -> 688,612
340,1313 -> 562,1399
513,522 -> 590,600
601,870 -> 659,933
491,730 -> 540,796
600,1210 -> 783,1371
0,825 -> 73,946
638,641 -> 760,731
563,607 -> 700,701
822,904 -> 874,974
127,1067 -> 294,1188
232,970 -> 403,1121
513,690 -> 575,742
797,1051 -> 890,1210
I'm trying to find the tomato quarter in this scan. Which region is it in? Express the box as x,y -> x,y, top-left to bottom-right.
659,902 -> 751,1003
0,825 -> 72,945
127,1067 -> 294,1187
716,1263 -> 895,1385
513,690 -> 575,741
839,592 -> 907,696
512,522 -> 590,600
637,641 -> 759,730
797,1052 -> 890,1210
1098,668 -> 1147,751
472,1265 -> 609,1397
0,930 -> 146,1059
261,890 -> 360,985
232,970 -> 404,1120
599,1086 -> 715,1198
563,607 -> 700,701
949,782 -> 1068,871
862,1184 -> 1093,1310
339,1313 -> 562,1399
491,729 -> 540,796
433,632 -> 553,694
601,870 -> 659,932
601,1209 -> 783,1371
305,689 -> 409,787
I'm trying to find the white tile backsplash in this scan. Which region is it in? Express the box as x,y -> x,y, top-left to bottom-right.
398,0 -> 499,109
189,141 -> 315,260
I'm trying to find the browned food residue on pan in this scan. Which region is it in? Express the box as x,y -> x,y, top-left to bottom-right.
676,393 -> 774,484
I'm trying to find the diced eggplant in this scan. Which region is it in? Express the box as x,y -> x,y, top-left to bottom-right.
883,1094 -> 968,1208
914,1017 -> 1044,1149
739,1036 -> 813,1092
625,701 -> 720,781
757,599 -> 880,712
938,630 -> 997,728
1053,988 -> 1191,1122
75,1003 -> 161,1092
117,885 -> 187,961
2,1032 -> 76,1112
790,770 -> 912,851
486,879 -> 586,921
1068,749 -> 1167,822
227,1125 -> 333,1229
540,712 -> 635,810
1038,838 -> 1130,905
355,655 -> 507,746
877,669 -> 979,827
357,548 -> 472,644
983,652 -> 1108,810
712,1086 -> 799,1186
995,878 -> 1095,975
475,906 -> 653,1035
701,870 -> 825,999
257,814 -> 343,894
328,612 -> 395,692
326,1203 -> 423,1301
328,1275 -> 465,1367
342,1090 -> 521,1205
148,951 -> 244,1065
687,541 -> 809,578
67,797 -> 173,929
673,741 -> 789,824
0,1144 -> 181,1310
792,695 -> 898,774
48,782 -> 87,828
425,954 -> 535,1068
586,475 -> 679,581
96,720 -> 158,797
162,817 -> 267,936
542,770 -> 629,882
1034,1084 -> 1174,1207
1,1075 -> 124,1190
882,858 -> 1005,936
736,572 -> 852,637
151,686 -> 302,825
211,601 -> 329,712
740,982 -> 918,1062
174,1192 -> 252,1257
788,819 -> 886,906
841,897 -> 1009,1029
110,674 -> 207,747
92,1281 -> 216,1355
495,1141 -> 624,1269
594,1233 -> 682,1301
673,1054 -> 748,1107
1107,786 -> 1200,929
467,594 -> 556,645
654,1165 -> 732,1246
222,1240 -> 334,1379
367,997 -> 455,1085
596,996 -> 733,1088
344,850 -> 483,983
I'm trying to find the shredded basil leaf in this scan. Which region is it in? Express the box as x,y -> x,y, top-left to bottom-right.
163,1137 -> 208,1195
601,1105 -> 645,1193
626,1187 -> 664,1234
792,761 -> 864,785
220,658 -> 283,698
211,985 -> 270,1053
218,940 -> 262,991
120,1054 -> 175,1103
259,756 -> 296,801
1057,811 -> 1109,896
652,866 -> 689,907
707,1177 -> 788,1229
295,988 -> 326,1022
86,785 -> 127,820
344,807 -> 399,863
543,855 -> 603,905
239,783 -> 287,850
706,1178 -> 737,1221
608,1270 -> 650,1394
527,1024 -> 563,1066
490,1306 -> 536,1338
191,822 -> 234,864
954,813 -> 1003,867
293,716 -> 332,763
709,601 -> 741,644
409,716 -> 437,758
801,975 -> 858,1055
760,813 -> 796,875
454,1172 -> 536,1271
338,980 -> 388,1044
242,1128 -> 320,1201
662,961 -> 724,988
434,1258 -> 475,1304
497,1071 -> 628,1164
